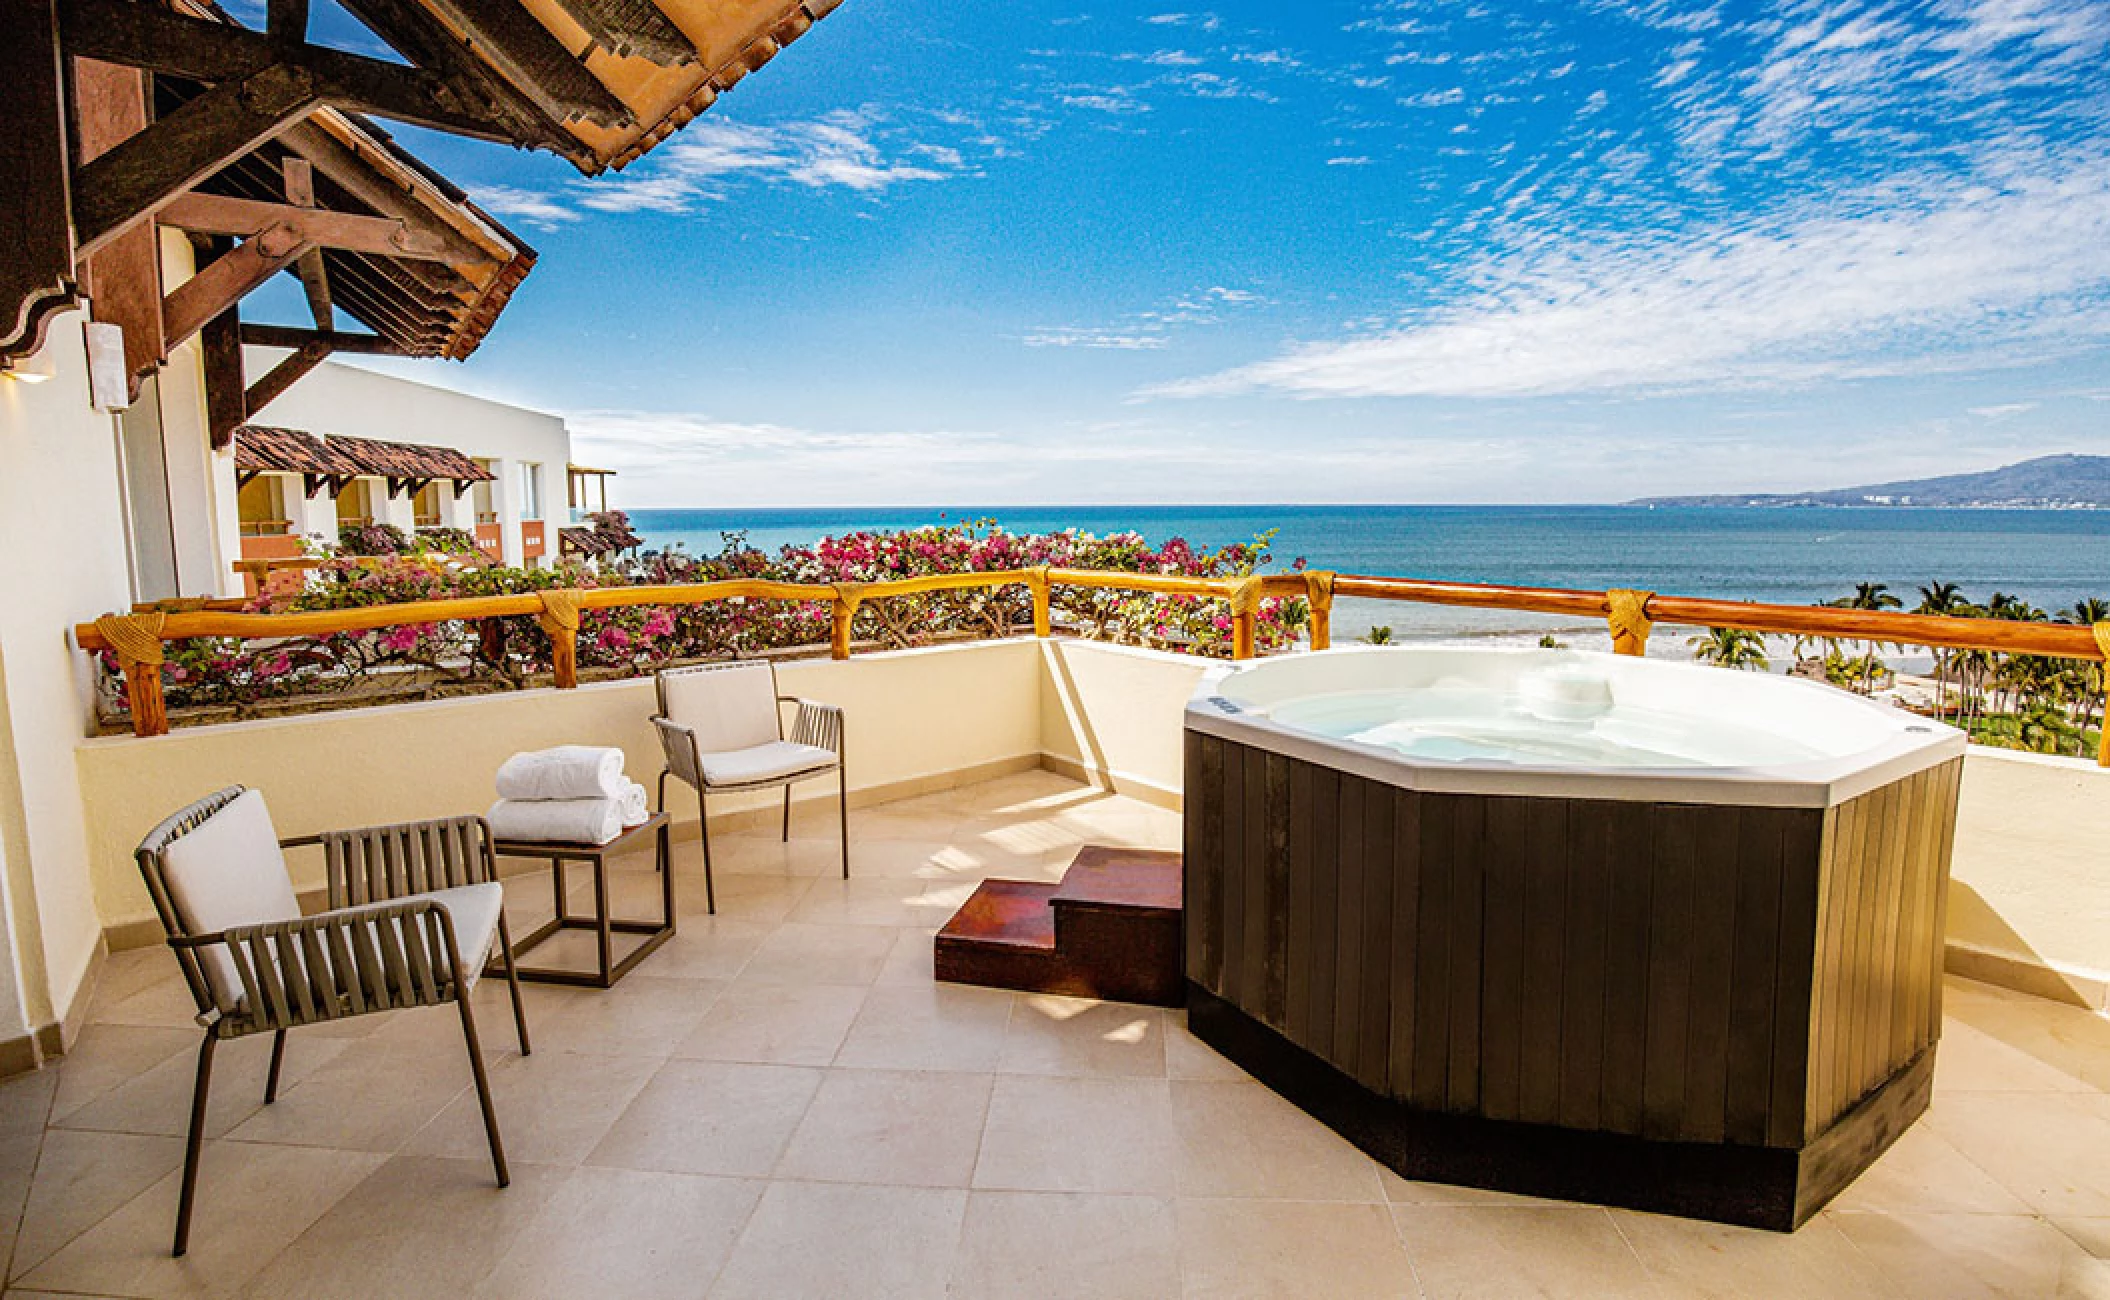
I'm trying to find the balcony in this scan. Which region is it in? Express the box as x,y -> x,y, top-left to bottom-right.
9,747 -> 2110,1295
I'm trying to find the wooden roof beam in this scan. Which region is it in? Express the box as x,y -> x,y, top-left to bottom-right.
414,0 -> 632,127
548,0 -> 695,65
163,226 -> 313,347
281,157 -> 333,330
240,322 -> 411,355
275,123 -> 509,267
245,335 -> 334,415
156,191 -> 452,260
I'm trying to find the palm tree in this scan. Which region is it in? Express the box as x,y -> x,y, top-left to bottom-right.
1828,582 -> 1901,693
1365,625 -> 1393,646
1687,626 -> 1769,671
2055,598 -> 2110,751
1915,581 -> 1967,715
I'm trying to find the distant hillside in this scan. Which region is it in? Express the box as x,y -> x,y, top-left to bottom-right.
1630,455 -> 2110,509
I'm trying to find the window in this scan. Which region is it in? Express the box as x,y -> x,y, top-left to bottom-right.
115,377 -> 179,602
472,459 -> 497,525
336,479 -> 375,528
519,462 -> 543,520
413,482 -> 442,529
238,475 -> 292,536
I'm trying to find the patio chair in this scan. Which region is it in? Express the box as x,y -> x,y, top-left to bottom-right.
652,661 -> 848,911
133,787 -> 531,1257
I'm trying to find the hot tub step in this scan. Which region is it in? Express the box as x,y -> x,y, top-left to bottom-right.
934,847 -> 1184,1006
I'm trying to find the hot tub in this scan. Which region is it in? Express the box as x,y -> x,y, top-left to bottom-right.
1181,647 -> 1965,1231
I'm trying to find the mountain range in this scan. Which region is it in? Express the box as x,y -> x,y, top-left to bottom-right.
1629,455 -> 2110,509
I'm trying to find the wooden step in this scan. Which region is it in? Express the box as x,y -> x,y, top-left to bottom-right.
933,846 -> 1185,1007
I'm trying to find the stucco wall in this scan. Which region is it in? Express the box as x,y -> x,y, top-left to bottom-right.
0,310 -> 142,1040
1038,641 -> 1208,805
77,640 -> 1042,929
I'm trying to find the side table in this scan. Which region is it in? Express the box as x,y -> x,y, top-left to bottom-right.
492,812 -> 674,988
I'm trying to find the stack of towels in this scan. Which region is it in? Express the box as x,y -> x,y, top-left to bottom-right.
487,746 -> 651,845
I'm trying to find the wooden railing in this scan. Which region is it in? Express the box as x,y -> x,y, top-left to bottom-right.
73,569 -> 2110,763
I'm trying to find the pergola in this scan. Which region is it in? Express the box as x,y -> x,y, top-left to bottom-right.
1,0 -> 844,432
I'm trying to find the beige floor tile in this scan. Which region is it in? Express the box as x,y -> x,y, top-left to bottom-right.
740,922 -> 899,986
708,1181 -> 965,1300
834,984 -> 1015,1073
1937,1017 -> 2097,1094
53,1032 -> 350,1143
0,1126 -> 42,1274
632,917 -> 774,980
776,1068 -> 992,1188
1164,1014 -> 1249,1081
404,1049 -> 659,1167
471,1167 -> 762,1300
15,1141 -> 387,1299
673,982 -> 868,1066
236,1154 -> 561,1300
1379,1168 -> 1563,1207
0,1071 -> 58,1138
819,839 -> 974,881
1830,1118 -> 2034,1215
2058,1217 -> 2110,1259
1000,995 -> 1166,1078
1925,1092 -> 2110,1217
1166,1080 -> 1384,1201
973,1076 -> 1175,1195
221,1035 -> 474,1153
525,975 -> 724,1059
85,948 -> 185,1012
708,835 -> 850,880
685,869 -> 816,920
1393,1205 -> 1662,1300
588,1059 -> 821,1178
876,928 -> 940,986
84,975 -> 198,1032
45,1026 -> 195,1126
789,876 -> 962,927
1830,1210 -> 2098,1300
949,1191 -> 1178,1300
7,1130 -> 182,1279
1613,1209 -> 1900,1299
1943,989 -> 2110,1094
1179,1198 -> 1418,1299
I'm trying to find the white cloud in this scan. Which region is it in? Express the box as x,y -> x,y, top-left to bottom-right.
1326,155 -> 1374,166
472,184 -> 583,229
1020,330 -> 1169,350
1158,155 -> 2110,399
1026,284 -> 1266,352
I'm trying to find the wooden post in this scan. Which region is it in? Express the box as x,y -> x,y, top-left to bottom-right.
1229,577 -> 1261,661
831,584 -> 863,661
1304,570 -> 1335,651
93,612 -> 170,736
535,590 -> 582,689
2095,623 -> 2110,767
1606,588 -> 1654,657
1027,567 -> 1051,638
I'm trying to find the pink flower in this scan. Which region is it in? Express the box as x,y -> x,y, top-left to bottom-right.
379,625 -> 421,653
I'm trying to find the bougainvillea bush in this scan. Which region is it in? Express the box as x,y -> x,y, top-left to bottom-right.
114,516 -> 1306,723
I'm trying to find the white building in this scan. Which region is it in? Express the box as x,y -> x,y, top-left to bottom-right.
230,355 -> 577,584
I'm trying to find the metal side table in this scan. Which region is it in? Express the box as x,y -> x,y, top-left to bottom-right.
492,812 -> 674,988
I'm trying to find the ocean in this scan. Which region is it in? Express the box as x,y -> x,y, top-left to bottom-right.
621,505 -> 2110,649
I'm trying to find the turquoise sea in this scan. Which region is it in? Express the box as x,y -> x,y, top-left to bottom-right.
620,505 -> 2110,645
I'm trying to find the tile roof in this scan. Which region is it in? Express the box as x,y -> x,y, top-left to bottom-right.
234,425 -> 497,483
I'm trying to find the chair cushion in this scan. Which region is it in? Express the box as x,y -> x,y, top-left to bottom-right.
398,882 -> 505,991
158,790 -> 301,1012
661,663 -> 780,752
699,740 -> 839,788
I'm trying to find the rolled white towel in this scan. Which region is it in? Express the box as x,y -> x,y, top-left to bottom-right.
495,746 -> 627,802
619,781 -> 650,827
487,798 -> 625,846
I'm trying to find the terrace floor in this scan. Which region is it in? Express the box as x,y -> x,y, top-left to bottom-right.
3,770 -> 2108,1298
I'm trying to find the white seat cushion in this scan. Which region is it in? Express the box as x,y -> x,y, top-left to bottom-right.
699,740 -> 838,788
397,882 -> 505,991
158,790 -> 302,1013
662,663 -> 780,752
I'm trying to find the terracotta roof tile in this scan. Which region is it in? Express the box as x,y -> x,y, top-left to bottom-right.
234,425 -> 497,483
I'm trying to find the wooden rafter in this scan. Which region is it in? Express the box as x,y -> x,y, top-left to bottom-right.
548,0 -> 694,66
156,191 -> 451,260
415,0 -> 631,127
163,227 -> 313,347
275,123 -> 507,268
281,157 -> 333,330
198,304 -> 247,449
240,322 -> 408,355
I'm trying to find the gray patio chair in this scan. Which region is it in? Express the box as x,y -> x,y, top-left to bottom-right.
652,660 -> 848,911
133,787 -> 530,1257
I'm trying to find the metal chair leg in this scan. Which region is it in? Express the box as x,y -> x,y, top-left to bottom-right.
456,991 -> 509,1187
496,914 -> 532,1056
838,764 -> 850,880
173,1032 -> 218,1257
781,785 -> 792,842
263,1029 -> 287,1103
698,785 -> 716,915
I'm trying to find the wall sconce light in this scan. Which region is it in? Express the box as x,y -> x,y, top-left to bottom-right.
0,349 -> 56,384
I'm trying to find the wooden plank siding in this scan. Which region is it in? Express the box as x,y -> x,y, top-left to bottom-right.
1182,733 -> 1963,1156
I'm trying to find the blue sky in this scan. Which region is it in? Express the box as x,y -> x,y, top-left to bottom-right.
275,0 -> 2110,506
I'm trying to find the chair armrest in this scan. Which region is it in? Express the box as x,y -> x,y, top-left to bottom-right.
652,714 -> 704,788
174,896 -> 466,1031
282,814 -> 498,902
781,697 -> 845,753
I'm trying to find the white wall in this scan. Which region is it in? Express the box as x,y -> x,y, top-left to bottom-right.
244,354 -> 569,565
0,309 -> 146,1043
